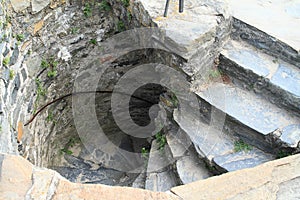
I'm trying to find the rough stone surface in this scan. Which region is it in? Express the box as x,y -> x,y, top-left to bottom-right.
213,148 -> 275,172
195,82 -> 300,138
171,154 -> 300,200
0,153 -> 179,200
10,0 -> 30,12
228,0 -> 300,52
145,171 -> 178,192
176,155 -> 211,184
32,0 -> 50,13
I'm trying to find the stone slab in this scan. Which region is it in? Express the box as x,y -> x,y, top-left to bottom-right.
176,155 -> 211,184
171,154 -> 300,200
147,140 -> 175,173
174,110 -> 234,159
280,124 -> 300,148
222,40 -> 300,97
213,147 -> 275,172
0,154 -> 33,199
195,83 -> 300,135
145,170 -> 178,192
10,0 -> 30,12
228,0 -> 300,52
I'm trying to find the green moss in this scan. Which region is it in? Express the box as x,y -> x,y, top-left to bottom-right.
9,69 -> 15,80
3,57 -> 10,66
234,140 -> 253,152
46,111 -> 54,122
276,150 -> 292,159
89,38 -> 97,45
155,131 -> 167,150
60,148 -> 73,155
83,3 -> 92,17
16,34 -> 24,42
71,27 -> 80,34
117,21 -> 125,32
98,1 -> 111,11
121,0 -> 130,7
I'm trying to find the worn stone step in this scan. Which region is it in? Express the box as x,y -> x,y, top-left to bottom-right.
220,39 -> 300,117
165,125 -> 212,184
145,140 -> 178,191
228,0 -> 300,68
50,166 -> 137,186
213,147 -> 275,172
173,110 -> 275,172
194,82 -> 300,148
145,170 -> 178,192
147,140 -> 175,173
176,154 -> 212,184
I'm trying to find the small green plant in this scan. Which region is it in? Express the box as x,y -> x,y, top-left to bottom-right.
68,137 -> 81,147
9,69 -> 15,80
276,150 -> 292,159
41,58 -> 58,78
127,12 -> 132,21
209,68 -> 221,79
170,93 -> 179,107
46,111 -> 54,122
35,78 -> 46,99
47,69 -> 57,78
3,57 -> 10,66
83,3 -> 92,17
60,148 -> 73,155
234,140 -> 253,152
121,0 -> 130,7
71,27 -> 80,34
41,59 -> 50,68
155,131 -> 167,150
141,147 -> 149,159
117,21 -> 125,32
98,1 -> 111,11
16,34 -> 24,42
89,38 -> 97,45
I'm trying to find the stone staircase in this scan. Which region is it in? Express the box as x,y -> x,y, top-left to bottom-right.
131,1 -> 300,191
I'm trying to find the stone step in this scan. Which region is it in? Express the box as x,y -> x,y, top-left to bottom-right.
173,110 -> 275,172
145,139 -> 178,191
166,125 -> 212,184
213,147 -> 275,172
220,39 -> 300,117
228,0 -> 300,68
176,154 -> 212,184
194,82 -> 300,149
145,170 -> 178,192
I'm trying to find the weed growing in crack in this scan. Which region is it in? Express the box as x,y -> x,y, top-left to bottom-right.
141,147 -> 149,159
71,27 -> 80,34
3,56 -> 10,66
60,148 -> 73,155
9,69 -> 14,80
59,137 -> 81,155
209,68 -> 221,79
40,58 -> 58,78
83,3 -> 92,17
46,111 -> 54,123
155,131 -> 167,150
117,21 -> 125,32
98,1 -> 111,11
234,140 -> 252,152
120,0 -> 130,7
276,150 -> 292,159
16,34 -> 24,42
89,38 -> 97,45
